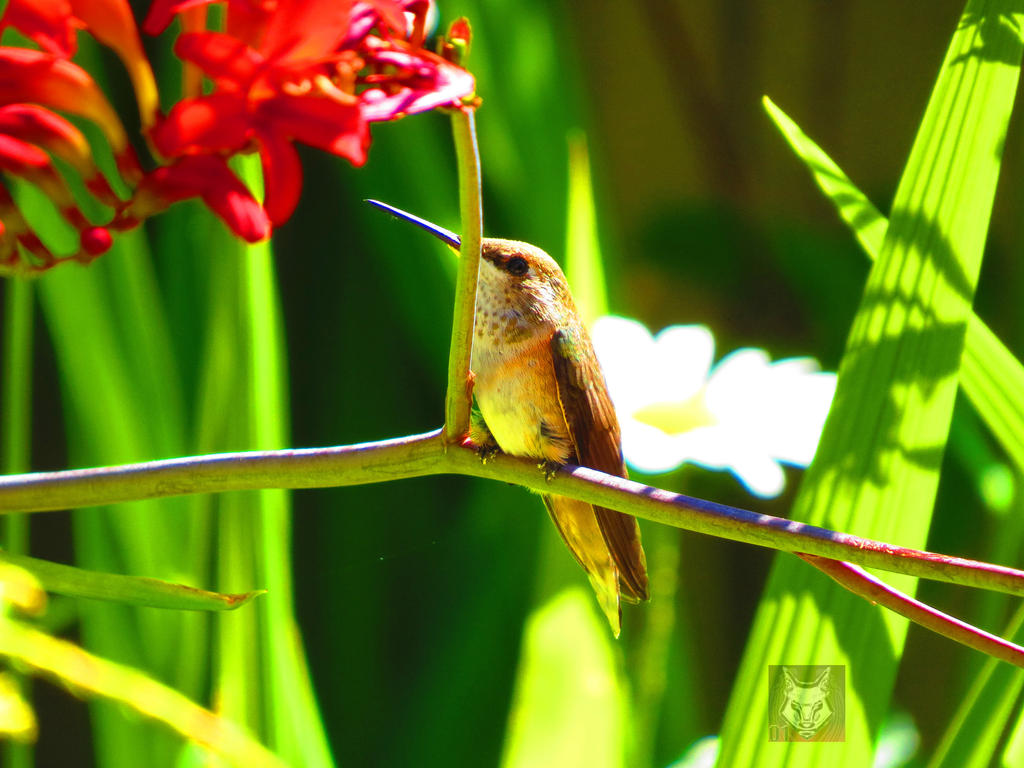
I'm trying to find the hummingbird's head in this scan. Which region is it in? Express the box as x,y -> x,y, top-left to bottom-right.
366,199 -> 575,338
475,238 -> 572,334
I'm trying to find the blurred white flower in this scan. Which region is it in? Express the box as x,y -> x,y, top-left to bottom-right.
591,316 -> 837,498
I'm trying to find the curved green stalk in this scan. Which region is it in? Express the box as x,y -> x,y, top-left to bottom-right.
445,107 -> 483,442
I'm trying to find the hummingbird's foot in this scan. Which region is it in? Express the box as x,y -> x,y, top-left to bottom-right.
469,409 -> 499,463
539,459 -> 562,482
476,442 -> 501,464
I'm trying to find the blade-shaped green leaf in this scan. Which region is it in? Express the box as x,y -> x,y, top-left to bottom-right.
718,5 -> 1024,767
766,90 -> 1024,768
764,95 -> 1024,478
500,587 -> 629,768
210,155 -> 335,768
0,552 -> 263,611
1001,704 -> 1024,764
0,616 -> 287,768
565,131 -> 609,325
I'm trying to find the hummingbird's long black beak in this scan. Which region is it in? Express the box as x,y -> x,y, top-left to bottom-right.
365,200 -> 462,249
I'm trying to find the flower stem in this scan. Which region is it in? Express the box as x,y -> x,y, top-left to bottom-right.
445,107 -> 483,442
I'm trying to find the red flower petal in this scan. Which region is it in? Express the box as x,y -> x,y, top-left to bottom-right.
256,129 -> 301,224
0,104 -> 121,206
224,0 -> 277,52
174,31 -> 263,86
0,133 -> 102,234
0,48 -> 129,155
0,104 -> 91,174
128,156 -> 271,242
258,0 -> 354,64
0,133 -> 73,206
142,0 -> 212,35
151,92 -> 252,157
0,0 -> 82,57
259,93 -> 368,165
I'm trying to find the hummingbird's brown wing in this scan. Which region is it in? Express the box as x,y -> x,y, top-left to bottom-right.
549,329 -> 649,603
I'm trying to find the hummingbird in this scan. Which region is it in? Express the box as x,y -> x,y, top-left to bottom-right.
368,200 -> 649,635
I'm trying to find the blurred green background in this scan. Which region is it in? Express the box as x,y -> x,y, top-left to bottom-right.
8,0 -> 1024,766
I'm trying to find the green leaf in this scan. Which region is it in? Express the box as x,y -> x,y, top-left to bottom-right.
500,587 -> 629,768
565,131 -> 609,325
764,92 -> 1024,768
718,5 -> 1024,766
764,93 -> 1024,480
0,552 -> 262,611
213,155 -> 335,768
959,322 -> 1024,476
0,616 -> 287,768
761,96 -> 887,260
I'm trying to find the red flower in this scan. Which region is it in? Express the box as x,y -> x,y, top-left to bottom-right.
0,51 -> 127,272
0,0 -> 474,271
0,47 -> 142,184
0,0 -> 80,57
149,0 -> 474,225
151,28 -> 369,224
0,104 -> 119,206
1,0 -> 159,128
359,35 -> 475,121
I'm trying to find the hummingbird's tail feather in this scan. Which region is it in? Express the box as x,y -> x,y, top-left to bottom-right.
594,506 -> 649,603
543,493 -> 622,636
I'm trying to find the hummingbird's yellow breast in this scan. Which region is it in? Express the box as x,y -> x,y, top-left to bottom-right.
472,332 -> 572,464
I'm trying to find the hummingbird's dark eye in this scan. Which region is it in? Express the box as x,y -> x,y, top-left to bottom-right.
506,256 -> 529,276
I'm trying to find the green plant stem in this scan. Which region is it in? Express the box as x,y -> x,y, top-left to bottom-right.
444,106 -> 483,442
799,554 -> 1024,667
3,432 -> 1024,600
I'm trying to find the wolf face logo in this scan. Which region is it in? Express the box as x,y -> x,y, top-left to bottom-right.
779,667 -> 834,739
